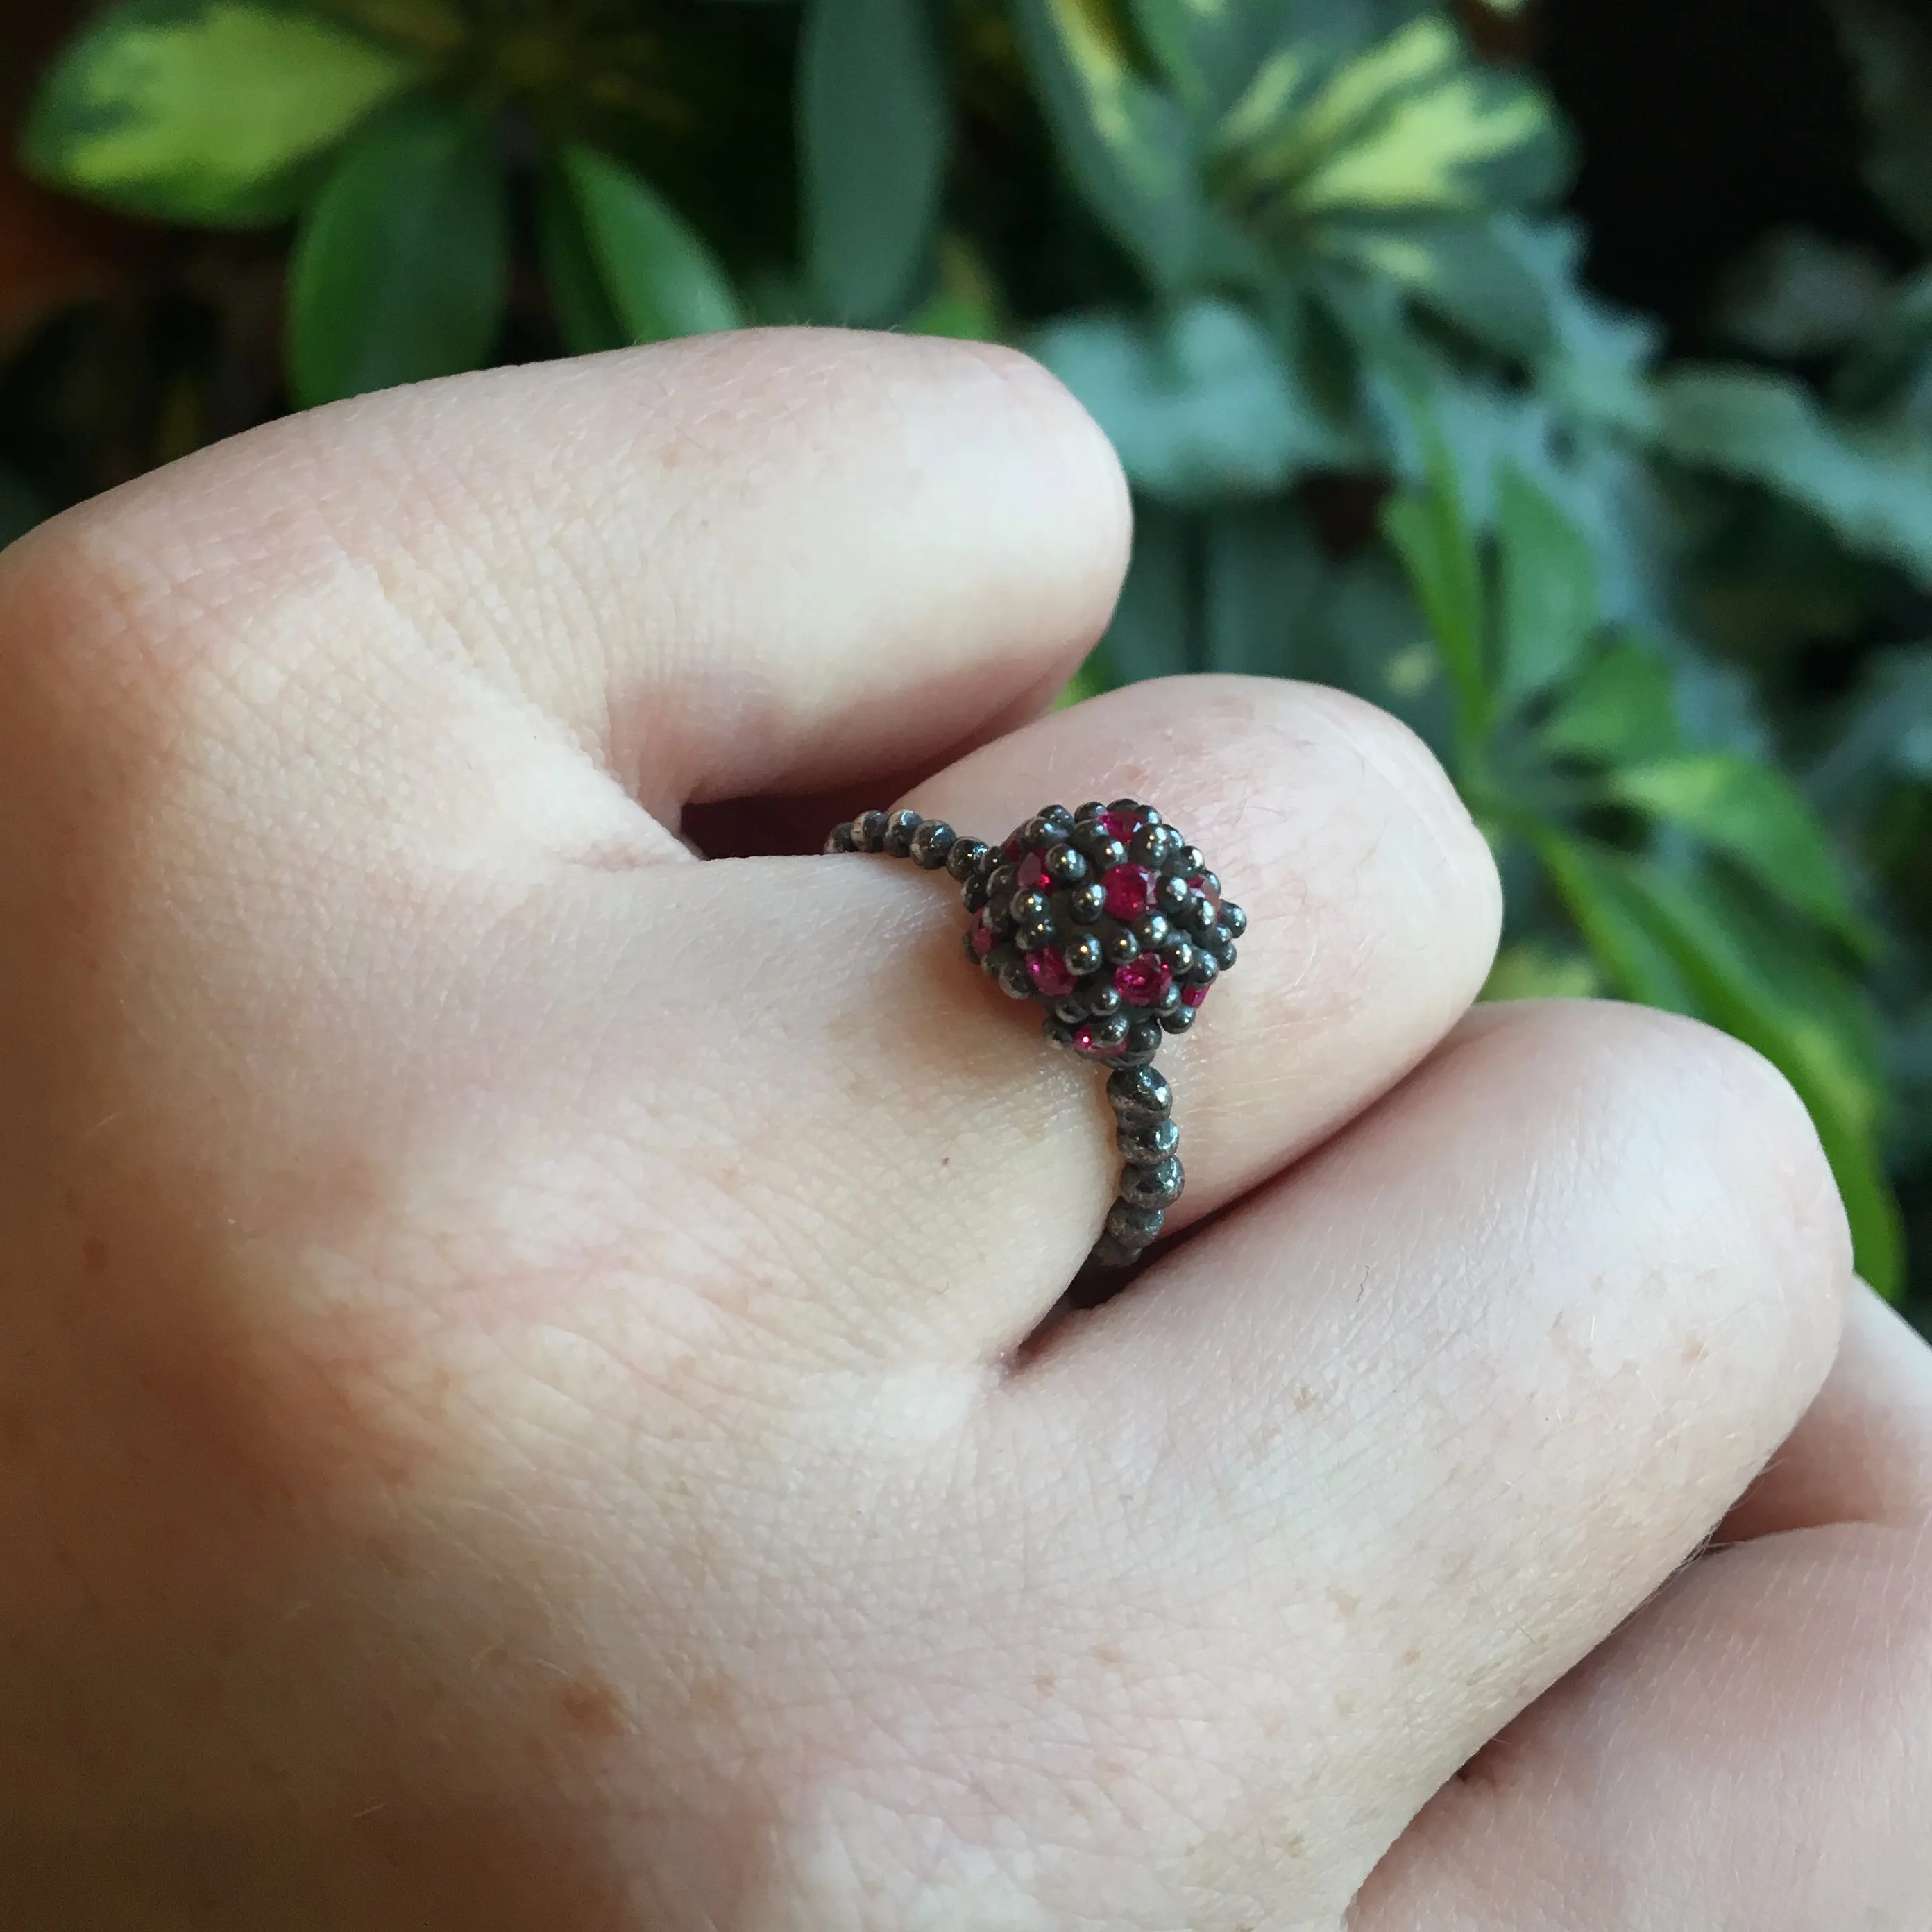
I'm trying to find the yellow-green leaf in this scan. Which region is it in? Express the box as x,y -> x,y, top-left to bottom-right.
1609,751 -> 1873,951
22,0 -> 425,228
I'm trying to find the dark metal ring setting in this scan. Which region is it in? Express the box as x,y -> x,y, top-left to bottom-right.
826,799 -> 1244,1270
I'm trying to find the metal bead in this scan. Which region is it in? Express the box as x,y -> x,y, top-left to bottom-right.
910,820 -> 957,869
1185,895 -> 1218,936
825,822 -> 858,853
1128,826 -> 1165,867
1069,880 -> 1108,924
1192,869 -> 1222,900
1106,1201 -> 1166,1247
1126,1017 -> 1163,1060
947,837 -> 989,881
998,958 -> 1033,1001
852,810 -> 888,852
1158,872 -> 1191,913
1119,1118 -> 1180,1164
1018,922 -> 1058,953
1103,929 -> 1140,966
1162,936 -> 1196,976
1160,1006 -> 1198,1034
1222,901 -> 1248,940
1107,796 -> 1142,815
1073,826 -> 1128,869
1065,933 -> 1104,978
1176,845 -> 1205,876
1040,804 -> 1076,836
1132,913 -> 1171,951
984,895 -> 1016,935
1013,890 -> 1053,926
1192,952 -> 1219,988
988,863 -> 1018,901
1074,800 -> 1105,822
1083,1012 -> 1130,1051
1090,1235 -> 1141,1269
1120,1155 -> 1183,1207
1051,997 -> 1087,1026
883,809 -> 922,856
961,874 -> 990,913
1155,979 -> 1184,1016
1086,983 -> 1123,1016
985,942 -> 1019,981
1044,843 -> 1090,886
1217,941 -> 1238,972
1108,1064 -> 1172,1125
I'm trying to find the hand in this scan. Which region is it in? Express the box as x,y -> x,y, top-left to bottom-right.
0,331 -> 1923,1929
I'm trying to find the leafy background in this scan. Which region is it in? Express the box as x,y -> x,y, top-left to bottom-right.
3,0 -> 1931,1327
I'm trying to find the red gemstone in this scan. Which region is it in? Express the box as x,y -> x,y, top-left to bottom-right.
1099,808 -> 1142,844
1027,947 -> 1078,997
1017,852 -> 1049,893
1072,1024 -> 1125,1058
1187,873 -> 1221,914
970,918 -> 995,958
1114,955 -> 1173,1007
1182,981 -> 1210,1009
1101,863 -> 1157,920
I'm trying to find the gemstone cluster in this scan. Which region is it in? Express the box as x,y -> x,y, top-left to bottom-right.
949,799 -> 1243,1067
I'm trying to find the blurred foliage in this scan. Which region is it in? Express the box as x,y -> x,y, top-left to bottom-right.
5,0 -> 1932,1313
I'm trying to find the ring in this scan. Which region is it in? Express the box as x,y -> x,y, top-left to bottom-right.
825,799 -> 1244,1270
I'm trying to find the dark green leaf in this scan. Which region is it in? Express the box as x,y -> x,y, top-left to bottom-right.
1380,432 -> 1487,743
1611,853 -> 1904,1296
1128,0 -> 1296,119
1094,498 -> 1196,685
1652,366 -> 1932,587
23,0 -> 425,227
287,99 -> 505,407
1609,751 -> 1874,951
539,160 -> 628,357
560,145 -> 743,346
799,0 -> 949,323
1535,831 -> 1695,1014
1324,217 -> 1557,360
1010,0 -> 1204,291
0,468 -> 45,551
1540,634 -> 1679,765
1493,460 -> 1598,708
1201,498 -> 1328,676
1031,299 -> 1346,503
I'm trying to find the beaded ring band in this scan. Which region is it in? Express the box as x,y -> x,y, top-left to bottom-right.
826,799 -> 1244,1271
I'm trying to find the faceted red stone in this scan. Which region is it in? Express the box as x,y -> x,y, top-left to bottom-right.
1101,863 -> 1157,920
1182,981 -> 1210,1009
1026,947 -> 1078,997
1017,852 -> 1049,894
970,918 -> 995,958
1187,873 -> 1221,914
1114,955 -> 1173,1007
1098,808 -> 1142,844
1072,1024 -> 1125,1057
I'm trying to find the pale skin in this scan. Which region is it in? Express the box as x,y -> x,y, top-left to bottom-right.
0,329 -> 1926,1930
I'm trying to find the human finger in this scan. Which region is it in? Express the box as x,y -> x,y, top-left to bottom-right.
1000,1001 -> 1849,1908
1350,1291 -> 1932,1926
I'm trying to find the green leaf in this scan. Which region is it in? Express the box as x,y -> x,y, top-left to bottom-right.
0,467 -> 44,551
22,0 -> 425,227
1535,831 -> 1695,1014
1010,0 -> 1204,291
799,0 -> 949,323
287,99 -> 505,407
1094,498 -> 1196,684
905,237 -> 1002,341
1226,16 -> 1565,221
1324,217 -> 1557,359
1612,854 -> 1904,1297
1380,432 -> 1487,745
1608,751 -> 1873,951
559,144 -> 744,346
1652,366 -> 1932,588
539,160 -> 628,357
1480,940 -> 1602,1003
1540,634 -> 1680,764
1031,298 -> 1344,502
1493,460 -> 1598,708
1128,0 -> 1296,118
